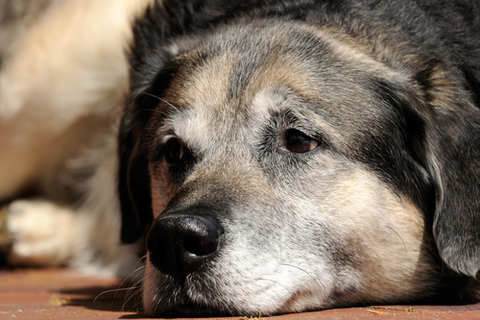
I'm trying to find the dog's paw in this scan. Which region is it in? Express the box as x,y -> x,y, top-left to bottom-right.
6,199 -> 76,267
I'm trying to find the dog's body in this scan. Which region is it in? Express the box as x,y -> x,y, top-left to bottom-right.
1,0 -> 480,317
0,0 -> 153,275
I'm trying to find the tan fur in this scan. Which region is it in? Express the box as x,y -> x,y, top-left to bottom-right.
0,0 -> 153,200
0,0 -> 153,276
322,168 -> 429,301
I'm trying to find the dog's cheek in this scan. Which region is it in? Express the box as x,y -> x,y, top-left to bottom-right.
308,163 -> 433,304
149,165 -> 175,219
142,256 -> 160,315
200,209 -> 338,314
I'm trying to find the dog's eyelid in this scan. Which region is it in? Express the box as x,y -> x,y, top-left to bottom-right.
151,135 -> 190,165
161,133 -> 179,144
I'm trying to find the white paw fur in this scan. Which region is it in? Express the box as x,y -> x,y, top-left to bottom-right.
7,199 -> 76,267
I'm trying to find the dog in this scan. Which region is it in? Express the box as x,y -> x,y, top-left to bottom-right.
1,0 -> 480,317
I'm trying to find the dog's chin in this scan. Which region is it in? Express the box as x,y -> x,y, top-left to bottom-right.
145,290 -> 236,318
151,299 -> 233,318
143,271 -> 236,318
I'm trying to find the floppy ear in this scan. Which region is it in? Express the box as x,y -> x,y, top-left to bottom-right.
118,55 -> 180,243
118,1 -> 182,243
118,98 -> 154,244
420,63 -> 480,278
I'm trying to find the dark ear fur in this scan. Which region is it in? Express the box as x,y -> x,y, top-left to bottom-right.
118,108 -> 153,244
118,1 -> 183,244
118,68 -> 176,243
419,63 -> 480,278
118,52 -> 180,243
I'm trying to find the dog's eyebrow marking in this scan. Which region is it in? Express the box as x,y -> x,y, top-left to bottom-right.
249,89 -> 348,152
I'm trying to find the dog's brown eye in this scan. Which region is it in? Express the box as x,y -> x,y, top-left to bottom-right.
284,129 -> 319,153
165,138 -> 184,163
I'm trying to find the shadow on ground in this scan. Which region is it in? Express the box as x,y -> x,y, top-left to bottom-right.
61,284 -> 143,313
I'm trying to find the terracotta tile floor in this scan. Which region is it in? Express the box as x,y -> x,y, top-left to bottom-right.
1,267 -> 480,320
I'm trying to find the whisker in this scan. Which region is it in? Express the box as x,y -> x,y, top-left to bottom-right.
387,226 -> 407,254
281,263 -> 321,286
244,276 -> 291,293
108,263 -> 144,301
92,260 -> 146,313
119,260 -> 147,312
93,286 -> 141,304
141,92 -> 180,112
122,282 -> 143,312
279,263 -> 369,308
340,284 -> 366,307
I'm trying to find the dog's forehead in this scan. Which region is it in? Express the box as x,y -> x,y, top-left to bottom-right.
160,21 -> 406,150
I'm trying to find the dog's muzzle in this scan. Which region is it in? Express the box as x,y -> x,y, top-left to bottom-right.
147,211 -> 223,282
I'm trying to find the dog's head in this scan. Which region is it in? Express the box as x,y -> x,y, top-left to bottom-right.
118,14 -> 480,317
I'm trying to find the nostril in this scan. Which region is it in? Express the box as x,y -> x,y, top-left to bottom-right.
182,216 -> 220,257
184,233 -> 218,256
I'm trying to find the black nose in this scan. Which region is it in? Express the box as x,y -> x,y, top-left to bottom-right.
147,214 -> 222,282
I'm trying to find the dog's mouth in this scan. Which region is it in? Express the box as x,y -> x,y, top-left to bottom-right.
147,285 -> 235,318
155,299 -> 230,318
143,266 -> 238,318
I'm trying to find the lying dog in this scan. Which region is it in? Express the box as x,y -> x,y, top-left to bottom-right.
1,0 -> 480,317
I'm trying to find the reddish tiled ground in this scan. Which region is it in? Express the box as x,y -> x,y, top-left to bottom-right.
1,268 -> 480,319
